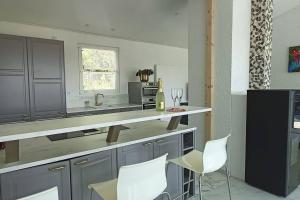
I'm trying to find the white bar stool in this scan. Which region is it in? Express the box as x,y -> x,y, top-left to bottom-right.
88,154 -> 171,200
17,187 -> 59,200
169,135 -> 232,200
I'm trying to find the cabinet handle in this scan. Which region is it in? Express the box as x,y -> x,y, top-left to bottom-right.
155,139 -> 164,144
48,165 -> 66,172
74,159 -> 89,166
143,142 -> 153,147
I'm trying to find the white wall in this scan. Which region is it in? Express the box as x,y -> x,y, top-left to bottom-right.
230,0 -> 251,180
231,0 -> 251,94
230,94 -> 247,179
213,0 -> 233,141
189,0 -> 251,181
188,0 -> 207,149
188,0 -> 233,150
0,21 -> 188,108
271,7 -> 300,89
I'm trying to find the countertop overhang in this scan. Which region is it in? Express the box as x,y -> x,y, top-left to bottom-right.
0,106 -> 211,142
0,121 -> 196,174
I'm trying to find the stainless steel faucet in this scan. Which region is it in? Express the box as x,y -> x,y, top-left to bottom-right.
95,93 -> 104,106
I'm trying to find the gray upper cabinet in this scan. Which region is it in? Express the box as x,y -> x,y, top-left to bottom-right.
70,150 -> 117,200
0,35 -> 26,71
0,161 -> 71,200
154,135 -> 183,200
0,34 -> 66,123
29,39 -> 63,79
27,38 -> 66,120
0,34 -> 30,123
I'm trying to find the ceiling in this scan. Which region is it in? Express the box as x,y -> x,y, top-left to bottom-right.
273,0 -> 300,17
0,0 -> 294,48
0,0 -> 188,48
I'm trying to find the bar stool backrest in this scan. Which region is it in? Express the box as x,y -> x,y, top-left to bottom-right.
17,187 -> 59,200
117,154 -> 168,200
203,135 -> 231,174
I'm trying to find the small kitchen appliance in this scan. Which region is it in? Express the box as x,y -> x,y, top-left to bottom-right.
128,82 -> 158,110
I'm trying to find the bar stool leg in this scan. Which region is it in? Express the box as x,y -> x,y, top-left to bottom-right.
198,174 -> 203,200
162,192 -> 172,200
89,188 -> 93,200
186,170 -> 192,199
225,162 -> 232,200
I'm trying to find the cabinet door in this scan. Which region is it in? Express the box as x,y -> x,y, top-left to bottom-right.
0,74 -> 30,123
0,34 -> 26,72
70,150 -> 117,200
0,161 -> 71,200
154,135 -> 183,200
0,34 -> 30,123
117,141 -> 154,169
27,38 -> 66,120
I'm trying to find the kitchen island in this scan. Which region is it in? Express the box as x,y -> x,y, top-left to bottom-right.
0,121 -> 196,174
0,106 -> 211,200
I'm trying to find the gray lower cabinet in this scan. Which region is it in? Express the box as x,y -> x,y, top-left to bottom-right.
0,161 -> 71,200
70,149 -> 117,200
117,141 -> 154,167
154,135 -> 183,200
0,135 -> 183,200
117,135 -> 182,200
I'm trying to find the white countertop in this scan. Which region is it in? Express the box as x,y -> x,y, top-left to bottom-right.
67,103 -> 142,114
0,121 -> 196,174
0,106 -> 211,142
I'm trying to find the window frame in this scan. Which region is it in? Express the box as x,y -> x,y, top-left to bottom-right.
78,44 -> 120,95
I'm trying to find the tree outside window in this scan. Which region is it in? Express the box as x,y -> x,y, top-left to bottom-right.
80,46 -> 119,92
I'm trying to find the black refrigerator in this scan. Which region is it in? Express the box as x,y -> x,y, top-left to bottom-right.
246,90 -> 300,196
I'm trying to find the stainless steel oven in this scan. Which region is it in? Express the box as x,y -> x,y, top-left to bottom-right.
142,86 -> 158,97
143,103 -> 156,110
128,82 -> 158,110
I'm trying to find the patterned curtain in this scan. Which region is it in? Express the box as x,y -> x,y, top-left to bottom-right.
249,0 -> 274,89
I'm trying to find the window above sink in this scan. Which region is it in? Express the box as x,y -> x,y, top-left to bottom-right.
79,44 -> 120,95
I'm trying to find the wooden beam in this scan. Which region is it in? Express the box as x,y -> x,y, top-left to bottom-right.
205,0 -> 215,141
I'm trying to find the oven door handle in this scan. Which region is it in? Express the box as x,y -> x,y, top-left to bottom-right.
144,103 -> 156,106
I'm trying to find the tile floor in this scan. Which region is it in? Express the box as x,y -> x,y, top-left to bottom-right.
189,172 -> 300,200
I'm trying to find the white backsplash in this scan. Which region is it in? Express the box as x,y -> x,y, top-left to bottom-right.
66,93 -> 129,108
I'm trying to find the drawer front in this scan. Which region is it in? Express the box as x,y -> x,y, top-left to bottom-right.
0,161 -> 71,200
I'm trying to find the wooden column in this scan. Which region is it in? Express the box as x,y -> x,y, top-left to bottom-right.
205,0 -> 215,141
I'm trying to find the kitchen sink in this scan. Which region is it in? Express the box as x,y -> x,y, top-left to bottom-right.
47,125 -> 130,141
